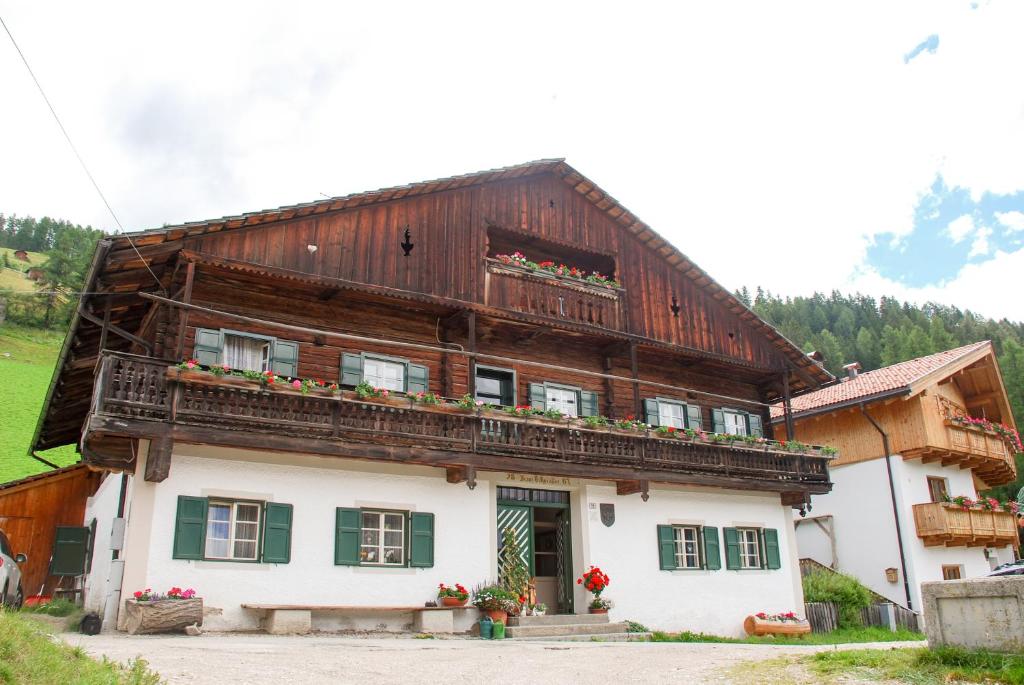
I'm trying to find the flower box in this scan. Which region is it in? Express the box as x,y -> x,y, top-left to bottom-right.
124,598 -> 203,635
743,614 -> 810,636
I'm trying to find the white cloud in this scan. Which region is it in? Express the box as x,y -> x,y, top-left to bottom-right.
967,225 -> 992,257
996,211 -> 1024,232
1,1 -> 1023,319
946,215 -> 977,243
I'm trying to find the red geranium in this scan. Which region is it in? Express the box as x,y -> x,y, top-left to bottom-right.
577,565 -> 610,598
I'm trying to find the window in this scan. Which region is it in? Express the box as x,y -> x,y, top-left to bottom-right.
476,367 -> 515,406
659,402 -> 686,429
222,334 -> 272,372
737,528 -> 761,569
928,477 -> 949,504
546,386 -> 579,417
723,411 -> 748,436
360,511 -> 406,565
673,526 -> 701,569
942,565 -> 962,580
363,358 -> 406,392
205,501 -> 262,561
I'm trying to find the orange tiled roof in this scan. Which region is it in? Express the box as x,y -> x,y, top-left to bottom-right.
772,341 -> 992,419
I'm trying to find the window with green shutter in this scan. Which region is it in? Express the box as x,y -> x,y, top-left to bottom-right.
528,382 -> 596,417
334,508 -> 361,565
646,398 -> 702,430
409,512 -> 435,568
270,341 -> 300,378
172,496 -> 208,560
192,328 -> 301,376
763,528 -> 781,569
339,352 -> 429,394
703,526 -> 721,570
335,508 -> 435,568
723,527 -> 741,570
658,525 -> 721,571
656,525 -> 676,570
193,329 -> 224,366
262,503 -> 293,564
713,408 -> 764,437
723,526 -> 775,570
50,526 -> 90,576
172,496 -> 292,564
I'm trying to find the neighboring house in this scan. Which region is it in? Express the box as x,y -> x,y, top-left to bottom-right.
32,159 -> 835,635
13,249 -> 29,262
773,342 -> 1020,612
27,268 -> 45,282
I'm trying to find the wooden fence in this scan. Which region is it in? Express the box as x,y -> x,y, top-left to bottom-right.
804,601 -> 921,634
804,602 -> 838,633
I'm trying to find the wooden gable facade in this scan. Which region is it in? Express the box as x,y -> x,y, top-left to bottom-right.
33,160 -> 834,505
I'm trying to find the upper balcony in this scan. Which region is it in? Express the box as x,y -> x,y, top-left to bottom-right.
912,502 -> 1019,549
84,351 -> 833,499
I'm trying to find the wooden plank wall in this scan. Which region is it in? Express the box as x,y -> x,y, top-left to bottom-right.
185,173 -> 787,370
0,466 -> 100,596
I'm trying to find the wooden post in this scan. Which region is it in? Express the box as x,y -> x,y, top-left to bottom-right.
782,371 -> 794,441
629,341 -> 642,417
97,298 -> 112,353
466,311 -> 477,398
173,261 -> 196,360
144,435 -> 174,482
602,355 -> 616,417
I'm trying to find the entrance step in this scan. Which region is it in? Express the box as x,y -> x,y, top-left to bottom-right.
504,621 -> 630,639
507,614 -> 609,627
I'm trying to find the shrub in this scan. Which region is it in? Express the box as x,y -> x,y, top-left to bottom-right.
802,570 -> 872,628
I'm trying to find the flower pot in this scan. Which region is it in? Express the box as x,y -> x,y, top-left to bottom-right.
441,596 -> 468,607
485,609 -> 508,624
124,598 -> 203,635
588,608 -> 608,615
743,615 -> 811,636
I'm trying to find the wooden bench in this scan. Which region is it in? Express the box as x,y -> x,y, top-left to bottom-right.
241,604 -> 476,635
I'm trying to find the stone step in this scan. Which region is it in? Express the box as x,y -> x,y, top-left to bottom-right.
508,632 -> 652,642
507,614 -> 609,627
504,621 -> 630,639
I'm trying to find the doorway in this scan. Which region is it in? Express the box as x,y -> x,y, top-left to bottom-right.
496,486 -> 574,614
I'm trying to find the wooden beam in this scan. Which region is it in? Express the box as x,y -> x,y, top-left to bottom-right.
174,261 -> 195,360
629,341 -> 642,417
144,435 -> 173,482
445,465 -> 477,489
467,311 -> 477,397
78,308 -> 152,352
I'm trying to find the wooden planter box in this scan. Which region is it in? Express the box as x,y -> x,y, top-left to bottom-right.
125,598 -> 204,635
743,615 -> 811,636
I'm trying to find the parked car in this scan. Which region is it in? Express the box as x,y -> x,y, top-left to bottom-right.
987,560 -> 1024,577
0,529 -> 27,608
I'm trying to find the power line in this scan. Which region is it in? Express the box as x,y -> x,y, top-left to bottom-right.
0,12 -> 164,293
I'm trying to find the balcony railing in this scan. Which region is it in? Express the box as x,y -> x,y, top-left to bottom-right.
483,259 -> 624,330
912,502 -> 1019,548
87,352 -> 832,491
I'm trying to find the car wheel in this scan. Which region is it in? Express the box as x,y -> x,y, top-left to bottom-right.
13,586 -> 23,610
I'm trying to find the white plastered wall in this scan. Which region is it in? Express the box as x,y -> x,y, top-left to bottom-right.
81,471 -> 127,621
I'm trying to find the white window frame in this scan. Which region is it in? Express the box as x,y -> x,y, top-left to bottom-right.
222,332 -> 272,373
737,528 -> 760,569
659,401 -> 686,429
673,525 -> 701,569
723,410 -> 748,436
359,510 -> 406,566
205,500 -> 262,561
545,385 -> 580,417
362,357 -> 406,392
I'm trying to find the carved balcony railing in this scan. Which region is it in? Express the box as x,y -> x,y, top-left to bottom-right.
912,502 -> 1020,549
483,259 -> 624,330
87,352 -> 832,492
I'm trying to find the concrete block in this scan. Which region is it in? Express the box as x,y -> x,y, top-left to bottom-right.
265,609 -> 311,635
922,577 -> 1024,652
413,609 -> 454,634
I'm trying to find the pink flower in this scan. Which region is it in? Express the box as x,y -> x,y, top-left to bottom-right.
292,380 -> 302,389
186,361 -> 197,369
381,389 -> 389,397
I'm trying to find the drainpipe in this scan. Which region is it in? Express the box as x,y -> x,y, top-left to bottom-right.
860,403 -> 913,610
30,451 -> 60,470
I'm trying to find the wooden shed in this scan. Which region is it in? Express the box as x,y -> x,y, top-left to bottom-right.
0,464 -> 101,596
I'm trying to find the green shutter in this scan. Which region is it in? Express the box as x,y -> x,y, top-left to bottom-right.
528,383 -> 546,410
657,525 -> 676,570
703,526 -> 721,570
644,398 -> 660,426
724,527 -> 741,570
49,526 -> 90,576
686,404 -> 703,430
712,408 -> 726,434
334,507 -> 361,565
193,328 -> 223,366
262,503 -> 293,564
764,528 -> 781,570
748,413 -> 764,438
409,512 -> 435,568
341,353 -> 363,387
270,340 -> 299,378
407,363 -> 429,394
172,496 -> 208,560
580,391 -> 599,417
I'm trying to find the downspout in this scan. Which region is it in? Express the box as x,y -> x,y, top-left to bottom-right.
29,451 -> 60,470
860,402 -> 913,610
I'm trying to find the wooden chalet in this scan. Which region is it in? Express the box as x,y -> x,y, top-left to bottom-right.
34,160 -> 837,635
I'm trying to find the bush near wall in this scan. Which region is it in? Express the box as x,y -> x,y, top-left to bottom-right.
802,570 -> 873,628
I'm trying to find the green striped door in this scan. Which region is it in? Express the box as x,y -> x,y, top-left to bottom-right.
497,504 -> 533,576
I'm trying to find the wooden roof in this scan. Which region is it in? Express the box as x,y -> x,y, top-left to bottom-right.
32,159 -> 832,452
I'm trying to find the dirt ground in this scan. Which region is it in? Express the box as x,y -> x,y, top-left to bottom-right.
65,632 -> 926,685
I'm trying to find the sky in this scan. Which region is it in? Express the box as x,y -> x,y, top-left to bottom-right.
1,1 -> 1023,320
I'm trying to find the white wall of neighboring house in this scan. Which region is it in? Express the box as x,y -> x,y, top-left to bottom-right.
97,443 -> 804,636
81,471 -> 128,626
795,456 -> 1017,612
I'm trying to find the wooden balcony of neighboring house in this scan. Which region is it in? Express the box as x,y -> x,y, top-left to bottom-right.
912,502 -> 1020,549
81,351 -> 833,499
902,396 -> 1018,486
483,258 -> 625,331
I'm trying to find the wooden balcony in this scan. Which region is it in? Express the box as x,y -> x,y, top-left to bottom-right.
83,352 -> 832,497
483,259 -> 624,331
912,502 -> 1020,548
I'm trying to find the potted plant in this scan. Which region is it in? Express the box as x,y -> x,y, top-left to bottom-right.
534,602 -> 547,616
124,586 -> 202,635
472,584 -> 518,624
437,582 -> 470,607
577,566 -> 611,614
743,611 -> 810,636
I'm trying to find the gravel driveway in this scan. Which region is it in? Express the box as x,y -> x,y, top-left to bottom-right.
65,633 -> 926,685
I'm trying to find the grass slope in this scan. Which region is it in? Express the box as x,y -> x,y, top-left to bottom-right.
0,325 -> 77,483
0,611 -> 159,684
0,249 -> 48,273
